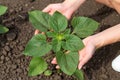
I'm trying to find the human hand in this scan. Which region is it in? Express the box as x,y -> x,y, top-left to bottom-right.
42,3 -> 74,20
35,0 -> 86,34
78,36 -> 96,69
34,2 -> 74,35
96,0 -> 120,14
51,36 -> 97,69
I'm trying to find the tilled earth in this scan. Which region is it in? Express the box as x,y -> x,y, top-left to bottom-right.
0,0 -> 120,80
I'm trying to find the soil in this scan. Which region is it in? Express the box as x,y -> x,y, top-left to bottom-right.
0,0 -> 120,80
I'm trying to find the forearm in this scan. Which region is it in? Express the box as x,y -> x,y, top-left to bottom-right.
63,0 -> 86,12
96,0 -> 120,14
110,0 -> 120,14
93,24 -> 120,48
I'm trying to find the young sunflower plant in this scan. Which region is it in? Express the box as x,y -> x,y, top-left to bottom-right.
23,10 -> 99,80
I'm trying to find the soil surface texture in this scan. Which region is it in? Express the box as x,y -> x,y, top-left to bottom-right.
0,0 -> 120,80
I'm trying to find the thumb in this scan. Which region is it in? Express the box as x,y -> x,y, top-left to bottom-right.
78,54 -> 92,69
42,5 -> 52,13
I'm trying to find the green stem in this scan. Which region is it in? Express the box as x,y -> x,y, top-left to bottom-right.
45,53 -> 55,61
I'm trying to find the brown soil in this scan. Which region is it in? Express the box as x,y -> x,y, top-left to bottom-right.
0,0 -> 120,80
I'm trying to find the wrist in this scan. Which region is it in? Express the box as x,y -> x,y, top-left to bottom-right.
109,0 -> 120,14
91,34 -> 105,49
62,0 -> 86,12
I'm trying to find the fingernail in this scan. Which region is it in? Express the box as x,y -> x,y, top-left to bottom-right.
56,65 -> 60,69
78,65 -> 82,70
51,60 -> 54,64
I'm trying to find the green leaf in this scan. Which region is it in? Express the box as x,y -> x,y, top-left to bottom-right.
28,57 -> 47,76
49,11 -> 68,32
46,31 -> 56,38
24,34 -> 52,57
0,5 -> 7,16
63,29 -> 71,34
71,17 -> 99,38
56,51 -> 79,75
52,39 -> 62,52
62,35 -> 84,51
44,70 -> 52,76
73,69 -> 84,80
29,10 -> 51,32
0,25 -> 9,34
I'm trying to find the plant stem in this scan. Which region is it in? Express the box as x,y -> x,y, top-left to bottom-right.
45,53 -> 55,61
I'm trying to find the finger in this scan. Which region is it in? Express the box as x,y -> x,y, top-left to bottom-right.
49,11 -> 55,15
79,51 -> 84,61
56,65 -> 60,69
78,53 -> 92,70
42,5 -> 52,13
64,11 -> 72,20
51,58 -> 57,64
34,29 -> 40,35
41,32 -> 45,35
96,0 -> 113,8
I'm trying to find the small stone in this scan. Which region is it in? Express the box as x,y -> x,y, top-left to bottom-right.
5,57 -> 10,61
8,52 -> 11,56
100,74 -> 108,79
5,42 -> 9,46
6,68 -> 9,73
6,32 -> 16,41
1,55 -> 5,60
16,68 -> 22,73
12,42 -> 17,45
12,64 -> 17,69
9,9 -> 14,13
7,61 -> 12,64
18,46 -> 24,51
2,49 -> 7,55
1,71 -> 5,74
18,77 -> 22,80
9,43 -> 14,48
4,46 -> 10,51
16,59 -> 20,64
0,61 -> 4,64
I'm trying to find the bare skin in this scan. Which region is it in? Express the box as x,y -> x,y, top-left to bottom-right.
35,0 -> 120,69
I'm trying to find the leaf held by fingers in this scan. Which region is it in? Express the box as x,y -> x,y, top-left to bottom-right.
49,11 -> 68,32
56,51 -> 79,75
29,10 -> 51,32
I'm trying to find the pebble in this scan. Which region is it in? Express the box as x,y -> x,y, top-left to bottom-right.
25,4 -> 28,7
6,68 -> 10,73
4,46 -> 10,51
2,49 -> 7,55
8,52 -> 11,56
18,46 -> 24,51
1,55 -> 5,60
5,42 -> 9,46
6,32 -> 16,41
5,57 -> 10,61
16,69 -> 22,73
9,43 -> 14,48
100,74 -> 108,79
9,9 -> 14,13
12,64 -> 17,69
18,77 -> 22,80
16,59 -> 20,64
7,61 -> 12,64
0,61 -> 4,64
1,71 -> 5,74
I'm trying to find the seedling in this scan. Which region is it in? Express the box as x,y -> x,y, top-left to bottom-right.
23,10 -> 99,80
0,5 -> 9,34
